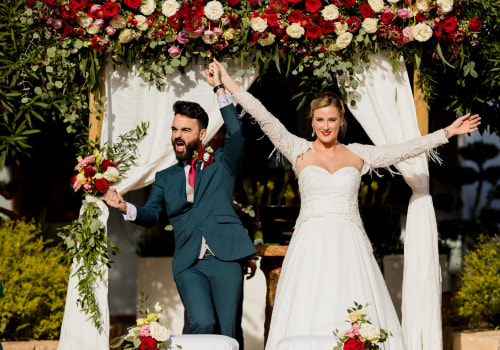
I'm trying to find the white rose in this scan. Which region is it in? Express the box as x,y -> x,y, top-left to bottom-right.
413,22 -> 433,42
250,17 -> 268,33
362,18 -> 378,33
416,0 -> 429,11
334,21 -> 348,34
161,0 -> 180,17
348,309 -> 367,322
387,0 -> 400,3
87,24 -> 101,34
76,12 -> 93,28
368,0 -> 385,13
437,0 -> 453,13
149,322 -> 170,342
359,323 -> 381,343
140,0 -> 156,16
258,32 -> 275,46
134,15 -> 149,31
204,0 -> 224,21
286,22 -> 304,39
335,32 -> 353,50
222,28 -> 236,40
202,33 -> 218,44
321,5 -> 339,21
110,16 -> 127,29
94,173 -> 104,180
103,166 -> 119,182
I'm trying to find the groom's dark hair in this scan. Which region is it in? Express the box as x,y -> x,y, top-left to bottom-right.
173,101 -> 209,130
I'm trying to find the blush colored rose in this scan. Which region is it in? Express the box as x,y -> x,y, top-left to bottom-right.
101,2 -> 120,19
344,337 -> 365,350
94,178 -> 110,194
124,0 -> 141,10
139,336 -> 157,350
443,16 -> 458,32
139,324 -> 151,337
168,46 -> 181,57
305,0 -> 321,13
469,18 -> 482,32
359,2 -> 375,18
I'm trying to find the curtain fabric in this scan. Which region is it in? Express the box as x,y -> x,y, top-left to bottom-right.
58,59 -> 257,350
344,52 -> 442,350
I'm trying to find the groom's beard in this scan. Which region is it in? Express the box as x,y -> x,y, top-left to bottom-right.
173,137 -> 199,162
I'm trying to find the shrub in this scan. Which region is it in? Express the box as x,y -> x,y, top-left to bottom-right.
456,234 -> 500,328
0,219 -> 70,340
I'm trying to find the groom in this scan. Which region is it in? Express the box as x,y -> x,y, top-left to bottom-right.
104,64 -> 256,340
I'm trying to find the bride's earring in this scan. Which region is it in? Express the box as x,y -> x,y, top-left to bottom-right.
311,124 -> 315,137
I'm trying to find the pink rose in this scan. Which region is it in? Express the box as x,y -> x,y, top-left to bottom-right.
89,4 -> 102,15
83,182 -> 92,192
345,323 -> 361,337
398,8 -> 410,19
78,155 -> 95,170
176,31 -> 189,44
402,26 -> 413,39
94,18 -> 105,27
105,26 -> 116,35
139,324 -> 151,337
53,19 -> 63,29
213,27 -> 224,35
168,46 -> 181,57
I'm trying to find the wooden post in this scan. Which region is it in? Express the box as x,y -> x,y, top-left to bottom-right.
414,65 -> 429,136
89,66 -> 106,146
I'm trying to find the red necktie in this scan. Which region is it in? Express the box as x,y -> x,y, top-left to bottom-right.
188,158 -> 197,188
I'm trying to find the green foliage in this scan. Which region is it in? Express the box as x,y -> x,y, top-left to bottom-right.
456,235 -> 500,328
0,219 -> 70,340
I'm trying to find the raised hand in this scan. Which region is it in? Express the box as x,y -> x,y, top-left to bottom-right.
204,61 -> 221,88
444,113 -> 481,138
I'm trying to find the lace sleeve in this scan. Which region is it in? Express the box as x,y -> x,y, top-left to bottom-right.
346,129 -> 449,175
232,90 -> 311,169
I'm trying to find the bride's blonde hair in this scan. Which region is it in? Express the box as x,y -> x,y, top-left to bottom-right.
309,92 -> 347,139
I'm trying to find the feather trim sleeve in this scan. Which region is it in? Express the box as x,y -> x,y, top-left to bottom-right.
346,129 -> 449,176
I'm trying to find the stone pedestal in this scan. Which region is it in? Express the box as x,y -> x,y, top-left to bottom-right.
444,329 -> 500,350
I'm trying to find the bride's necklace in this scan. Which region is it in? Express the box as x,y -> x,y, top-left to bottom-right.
315,142 -> 340,157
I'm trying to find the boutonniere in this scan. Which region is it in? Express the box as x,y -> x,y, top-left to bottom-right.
193,146 -> 215,170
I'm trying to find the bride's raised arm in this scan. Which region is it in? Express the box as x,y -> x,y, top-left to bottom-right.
213,60 -> 310,167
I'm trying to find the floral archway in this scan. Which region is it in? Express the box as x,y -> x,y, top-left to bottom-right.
15,0 -> 489,349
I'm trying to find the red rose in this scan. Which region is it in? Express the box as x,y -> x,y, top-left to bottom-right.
415,12 -> 427,23
376,26 -> 389,38
101,2 -> 120,19
94,178 -> 110,194
380,11 -> 394,25
70,174 -> 77,184
227,0 -> 240,6
271,26 -> 286,37
139,336 -> 157,350
91,36 -> 106,51
390,25 -> 405,43
288,9 -> 303,23
344,337 -> 365,350
266,13 -> 279,27
287,0 -> 302,4
305,0 -> 321,13
359,3 -> 375,19
100,159 -> 116,172
449,29 -> 465,43
70,0 -> 87,11
84,166 -> 96,178
320,20 -> 335,34
343,0 -> 356,9
469,17 -> 482,32
347,16 -> 361,33
443,16 -> 457,33
61,4 -> 77,20
168,15 -> 181,28
123,0 -> 141,9
305,24 -> 321,38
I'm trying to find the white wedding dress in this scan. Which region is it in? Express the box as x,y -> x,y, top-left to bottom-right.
231,90 -> 449,350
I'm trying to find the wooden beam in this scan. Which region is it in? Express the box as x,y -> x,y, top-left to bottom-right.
89,66 -> 106,147
414,65 -> 429,136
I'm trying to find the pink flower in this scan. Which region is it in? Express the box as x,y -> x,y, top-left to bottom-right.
398,8 -> 411,19
53,19 -> 63,29
402,26 -> 413,39
94,18 -> 105,27
345,323 -> 361,338
204,29 -> 215,36
168,46 -> 180,57
213,27 -> 224,35
73,180 -> 82,192
105,25 -> 116,35
90,4 -> 102,15
83,182 -> 92,192
221,16 -> 230,25
139,324 -> 151,337
77,156 -> 95,170
176,31 -> 189,44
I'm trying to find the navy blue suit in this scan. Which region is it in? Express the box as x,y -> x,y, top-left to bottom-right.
132,102 -> 256,339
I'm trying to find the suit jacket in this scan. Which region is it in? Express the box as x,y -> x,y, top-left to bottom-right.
133,103 -> 257,275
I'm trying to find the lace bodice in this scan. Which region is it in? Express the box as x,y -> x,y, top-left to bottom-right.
297,166 -> 363,230
232,90 -> 449,176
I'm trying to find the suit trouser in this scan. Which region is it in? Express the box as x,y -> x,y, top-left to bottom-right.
175,255 -> 243,339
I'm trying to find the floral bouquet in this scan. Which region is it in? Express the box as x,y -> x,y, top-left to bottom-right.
333,302 -> 390,350
58,122 -> 148,330
111,291 -> 179,350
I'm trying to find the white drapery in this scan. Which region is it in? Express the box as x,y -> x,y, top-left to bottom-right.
58,59 -> 257,350
345,52 -> 442,350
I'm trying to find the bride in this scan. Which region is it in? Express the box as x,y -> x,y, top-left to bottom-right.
206,60 -> 480,350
